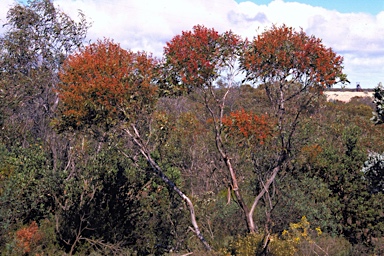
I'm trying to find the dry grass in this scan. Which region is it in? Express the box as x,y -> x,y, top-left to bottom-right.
324,91 -> 374,103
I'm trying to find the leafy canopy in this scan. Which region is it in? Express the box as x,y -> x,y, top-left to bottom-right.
57,39 -> 159,131
241,24 -> 347,88
0,0 -> 89,144
163,25 -> 241,93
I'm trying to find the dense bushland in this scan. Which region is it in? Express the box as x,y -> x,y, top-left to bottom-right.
1,1 -> 383,255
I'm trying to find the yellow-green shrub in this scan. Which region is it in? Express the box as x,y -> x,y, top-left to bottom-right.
220,233 -> 264,256
218,216 -> 352,256
270,216 -> 351,256
268,216 -> 311,256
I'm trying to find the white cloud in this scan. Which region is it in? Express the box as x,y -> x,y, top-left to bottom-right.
0,0 -> 17,34
304,11 -> 384,87
54,0 -> 238,54
1,0 -> 383,88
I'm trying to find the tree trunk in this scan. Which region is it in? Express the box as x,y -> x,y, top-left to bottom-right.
249,152 -> 286,232
215,132 -> 256,233
124,126 -> 212,251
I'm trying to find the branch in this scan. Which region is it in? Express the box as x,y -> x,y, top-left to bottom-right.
81,237 -> 125,255
250,165 -> 279,217
124,126 -> 212,251
249,152 -> 287,229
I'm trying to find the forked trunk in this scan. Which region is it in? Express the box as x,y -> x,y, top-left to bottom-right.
216,132 -> 256,233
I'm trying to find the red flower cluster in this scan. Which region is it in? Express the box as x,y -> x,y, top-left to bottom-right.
222,109 -> 272,144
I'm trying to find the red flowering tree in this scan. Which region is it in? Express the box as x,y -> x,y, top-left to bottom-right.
57,39 -> 212,251
163,25 -> 263,232
163,25 -> 241,93
240,24 -> 348,240
164,24 -> 348,243
58,38 -> 158,131
241,25 -> 347,88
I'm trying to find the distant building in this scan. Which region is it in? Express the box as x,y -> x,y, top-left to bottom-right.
356,82 -> 362,91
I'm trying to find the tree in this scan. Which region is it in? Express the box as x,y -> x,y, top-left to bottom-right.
163,25 -> 264,233
57,38 -> 158,132
161,25 -> 241,95
57,39 -> 212,251
163,24 -> 347,240
222,108 -> 272,146
371,82 -> 384,125
0,0 -> 89,147
238,25 -> 347,239
0,1 -> 90,253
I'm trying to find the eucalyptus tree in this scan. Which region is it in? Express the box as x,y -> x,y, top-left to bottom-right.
56,39 -> 212,251
163,24 -> 348,241
0,0 -> 89,146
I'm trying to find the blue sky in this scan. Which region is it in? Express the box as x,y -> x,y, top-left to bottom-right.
1,0 -> 384,88
236,0 -> 384,15
15,0 -> 384,15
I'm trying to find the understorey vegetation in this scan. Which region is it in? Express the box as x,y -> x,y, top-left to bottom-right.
0,1 -> 383,255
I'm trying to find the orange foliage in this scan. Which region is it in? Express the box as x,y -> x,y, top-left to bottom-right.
242,25 -> 345,88
15,221 -> 42,254
58,38 -> 159,130
301,144 -> 322,163
222,109 -> 272,144
164,25 -> 241,91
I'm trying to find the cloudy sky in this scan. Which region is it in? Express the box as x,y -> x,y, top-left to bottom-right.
1,0 -> 383,88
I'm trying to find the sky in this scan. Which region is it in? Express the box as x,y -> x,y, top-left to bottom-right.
1,0 -> 383,88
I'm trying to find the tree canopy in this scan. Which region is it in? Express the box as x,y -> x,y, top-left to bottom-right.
0,0 -> 89,146
163,25 -> 241,94
57,39 -> 159,131
241,24 -> 348,88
